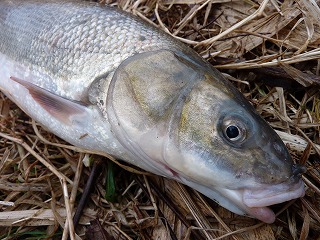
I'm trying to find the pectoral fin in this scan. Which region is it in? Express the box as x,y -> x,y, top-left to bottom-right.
10,76 -> 90,126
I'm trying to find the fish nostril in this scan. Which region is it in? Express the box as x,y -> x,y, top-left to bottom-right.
292,164 -> 307,176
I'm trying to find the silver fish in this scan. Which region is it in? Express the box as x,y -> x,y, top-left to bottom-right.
0,0 -> 305,223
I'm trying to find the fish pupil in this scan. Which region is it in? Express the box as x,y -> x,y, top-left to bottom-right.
226,125 -> 240,139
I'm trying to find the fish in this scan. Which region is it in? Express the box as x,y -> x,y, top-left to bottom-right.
0,0 -> 306,223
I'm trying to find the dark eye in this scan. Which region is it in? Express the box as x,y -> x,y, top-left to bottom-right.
222,119 -> 247,144
226,125 -> 240,139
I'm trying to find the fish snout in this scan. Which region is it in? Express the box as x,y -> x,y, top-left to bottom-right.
292,163 -> 307,175
291,164 -> 307,180
260,156 -> 306,186
258,134 -> 298,183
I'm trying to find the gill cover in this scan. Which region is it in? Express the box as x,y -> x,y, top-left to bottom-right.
106,50 -> 204,176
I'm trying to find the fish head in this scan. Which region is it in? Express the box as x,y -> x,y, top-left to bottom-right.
106,49 -> 305,223
165,60 -> 305,223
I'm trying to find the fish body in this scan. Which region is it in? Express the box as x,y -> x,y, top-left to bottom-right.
0,0 -> 305,223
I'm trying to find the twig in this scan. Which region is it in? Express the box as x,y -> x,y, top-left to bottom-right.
198,0 -> 271,46
0,132 -> 75,240
73,158 -> 103,227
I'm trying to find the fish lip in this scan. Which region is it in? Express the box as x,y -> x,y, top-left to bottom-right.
179,175 -> 304,223
242,179 -> 305,208
244,206 -> 276,223
239,178 -> 304,223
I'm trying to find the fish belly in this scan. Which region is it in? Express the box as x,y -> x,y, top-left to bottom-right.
0,52 -> 131,162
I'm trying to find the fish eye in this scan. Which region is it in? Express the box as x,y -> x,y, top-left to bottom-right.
222,119 -> 247,144
226,125 -> 240,139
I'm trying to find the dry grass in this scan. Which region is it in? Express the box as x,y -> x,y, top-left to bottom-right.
0,0 -> 320,239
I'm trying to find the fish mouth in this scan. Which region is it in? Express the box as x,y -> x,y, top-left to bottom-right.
242,179 -> 305,223
181,176 -> 305,223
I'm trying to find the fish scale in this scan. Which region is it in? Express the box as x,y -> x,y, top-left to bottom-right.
0,0 -> 305,223
0,0 -> 181,99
